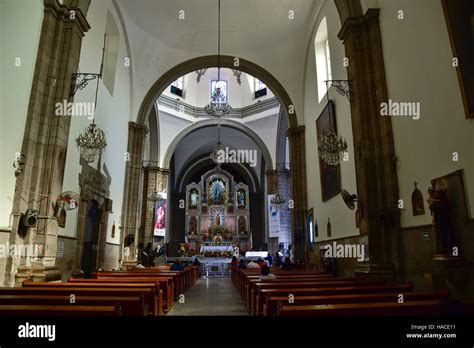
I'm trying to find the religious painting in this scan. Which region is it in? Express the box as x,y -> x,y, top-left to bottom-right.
442,0 -> 474,119
111,221 -> 115,238
237,189 -> 246,209
58,209 -> 66,228
153,198 -> 166,237
411,182 -> 425,216
316,100 -> 341,201
326,218 -> 332,237
188,216 -> 198,236
188,188 -> 199,209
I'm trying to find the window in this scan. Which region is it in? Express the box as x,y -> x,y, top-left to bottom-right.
211,80 -> 228,103
170,76 -> 184,97
254,78 -> 267,98
102,12 -> 119,95
315,17 -> 332,102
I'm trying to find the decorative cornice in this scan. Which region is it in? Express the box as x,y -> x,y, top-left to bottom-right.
338,8 -> 380,42
158,94 -> 279,119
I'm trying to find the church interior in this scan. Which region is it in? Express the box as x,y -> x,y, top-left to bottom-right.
0,0 -> 473,343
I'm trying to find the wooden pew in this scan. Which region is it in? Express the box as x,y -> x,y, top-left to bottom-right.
69,276 -> 173,312
264,289 -> 450,316
255,283 -> 414,316
0,295 -> 144,315
249,280 -> 386,314
96,271 -> 185,298
277,300 -> 442,316
0,304 -> 121,316
20,282 -> 162,316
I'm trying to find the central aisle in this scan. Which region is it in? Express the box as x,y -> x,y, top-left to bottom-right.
167,277 -> 248,316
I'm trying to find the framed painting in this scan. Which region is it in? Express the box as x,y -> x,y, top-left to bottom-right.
316,100 -> 341,202
442,0 -> 474,119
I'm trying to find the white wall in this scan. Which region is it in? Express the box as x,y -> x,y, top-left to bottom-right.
0,0 -> 43,228
376,0 -> 474,227
303,0 -> 358,243
61,0 -> 132,249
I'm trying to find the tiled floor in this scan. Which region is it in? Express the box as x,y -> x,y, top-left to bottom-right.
167,277 -> 248,316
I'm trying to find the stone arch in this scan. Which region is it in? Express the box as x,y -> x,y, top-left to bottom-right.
162,119 -> 274,171
334,0 -> 363,23
136,55 -> 298,129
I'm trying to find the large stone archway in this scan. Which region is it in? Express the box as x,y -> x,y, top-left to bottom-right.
121,56 -> 308,264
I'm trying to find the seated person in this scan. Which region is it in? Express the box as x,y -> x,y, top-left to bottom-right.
237,259 -> 247,269
170,259 -> 185,271
259,265 -> 276,280
281,257 -> 294,271
230,256 -> 238,267
192,257 -> 201,266
246,260 -> 260,268
257,258 -> 265,268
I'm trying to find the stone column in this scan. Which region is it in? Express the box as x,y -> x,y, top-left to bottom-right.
287,126 -> 307,261
141,165 -> 169,247
338,9 -> 401,280
120,122 -> 148,268
3,0 -> 91,286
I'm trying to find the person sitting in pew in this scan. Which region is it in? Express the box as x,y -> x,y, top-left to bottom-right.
170,260 -> 185,271
192,257 -> 201,267
247,260 -> 260,269
257,258 -> 266,268
238,260 -> 247,269
230,256 -> 238,267
281,257 -> 294,271
259,265 -> 276,280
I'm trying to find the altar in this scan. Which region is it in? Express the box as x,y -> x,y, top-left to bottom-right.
184,167 -> 252,255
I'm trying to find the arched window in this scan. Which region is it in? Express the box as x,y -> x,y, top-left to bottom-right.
103,11 -> 119,95
171,76 -> 184,97
314,17 -> 332,103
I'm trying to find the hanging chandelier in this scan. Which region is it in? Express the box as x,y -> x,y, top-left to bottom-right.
210,140 -> 225,164
75,122 -> 107,163
204,0 -> 232,119
73,34 -> 108,164
148,190 -> 164,202
318,130 -> 347,166
271,164 -> 287,207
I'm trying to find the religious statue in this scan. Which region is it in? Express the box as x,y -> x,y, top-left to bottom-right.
427,179 -> 457,255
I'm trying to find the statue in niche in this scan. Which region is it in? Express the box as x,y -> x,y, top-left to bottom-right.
411,182 -> 425,216
208,179 -> 226,205
189,189 -> 199,209
427,179 -> 457,255
237,189 -> 246,209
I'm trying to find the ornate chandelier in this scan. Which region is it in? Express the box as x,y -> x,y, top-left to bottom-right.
318,130 -> 347,166
204,0 -> 232,119
75,122 -> 107,163
210,141 -> 225,164
148,190 -> 164,202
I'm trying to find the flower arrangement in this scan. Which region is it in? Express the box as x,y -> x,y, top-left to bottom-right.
203,250 -> 233,258
177,243 -> 197,257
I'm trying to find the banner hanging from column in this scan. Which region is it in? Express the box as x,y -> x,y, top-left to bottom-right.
268,194 -> 281,238
154,194 -> 167,237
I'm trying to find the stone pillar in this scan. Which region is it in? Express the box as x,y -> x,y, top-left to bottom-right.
265,168 -> 291,257
338,9 -> 401,280
287,126 -> 307,261
141,165 -> 169,247
3,0 -> 91,286
120,122 -> 148,268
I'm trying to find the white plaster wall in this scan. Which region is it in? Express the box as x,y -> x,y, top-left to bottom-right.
61,0 -> 132,249
303,0 -> 358,242
0,0 -> 43,228
376,0 -> 474,227
116,0 -> 313,127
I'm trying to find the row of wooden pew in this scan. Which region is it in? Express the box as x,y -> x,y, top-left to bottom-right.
0,265 -> 199,316
231,267 -> 451,316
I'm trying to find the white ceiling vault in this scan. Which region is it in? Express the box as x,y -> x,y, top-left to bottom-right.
114,0 -> 325,126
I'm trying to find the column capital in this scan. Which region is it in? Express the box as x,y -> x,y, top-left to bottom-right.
286,125 -> 305,141
128,122 -> 149,135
